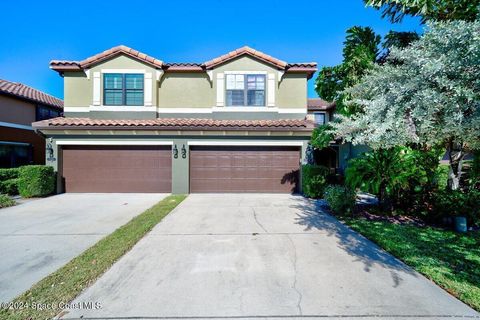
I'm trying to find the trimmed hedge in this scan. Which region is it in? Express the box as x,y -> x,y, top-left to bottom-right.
302,164 -> 330,198
0,194 -> 15,208
0,178 -> 19,195
0,168 -> 20,181
18,165 -> 55,198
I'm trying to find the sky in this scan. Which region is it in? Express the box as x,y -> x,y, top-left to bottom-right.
0,0 -> 423,99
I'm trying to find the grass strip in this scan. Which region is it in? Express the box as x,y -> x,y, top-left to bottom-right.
1,194 -> 187,320
343,218 -> 480,311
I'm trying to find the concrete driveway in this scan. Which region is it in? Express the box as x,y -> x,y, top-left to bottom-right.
62,194 -> 477,320
0,193 -> 167,302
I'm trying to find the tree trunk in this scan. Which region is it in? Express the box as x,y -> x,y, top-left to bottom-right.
447,141 -> 465,191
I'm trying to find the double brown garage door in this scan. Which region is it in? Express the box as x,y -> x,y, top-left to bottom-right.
190,146 -> 300,193
62,146 -> 172,193
62,145 -> 300,193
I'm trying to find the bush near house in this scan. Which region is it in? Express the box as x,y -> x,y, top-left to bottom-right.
17,165 -> 56,198
324,184 -> 356,215
302,164 -> 330,198
0,194 -> 15,208
0,168 -> 20,181
0,178 -> 19,195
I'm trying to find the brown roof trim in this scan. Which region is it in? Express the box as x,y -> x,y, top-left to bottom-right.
204,46 -> 288,69
162,63 -> 204,72
0,79 -> 63,109
307,98 -> 335,111
33,117 -> 314,132
50,45 -> 163,72
50,45 -> 317,77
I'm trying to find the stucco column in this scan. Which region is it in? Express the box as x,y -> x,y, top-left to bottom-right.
171,138 -> 189,194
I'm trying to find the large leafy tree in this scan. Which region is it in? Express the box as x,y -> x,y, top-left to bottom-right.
364,0 -> 480,23
315,26 -> 380,116
333,20 -> 480,190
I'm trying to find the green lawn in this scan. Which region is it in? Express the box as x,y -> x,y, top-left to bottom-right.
343,218 -> 480,311
1,194 -> 187,320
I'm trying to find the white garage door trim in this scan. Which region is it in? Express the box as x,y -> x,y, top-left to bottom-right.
56,140 -> 173,146
187,141 -> 304,146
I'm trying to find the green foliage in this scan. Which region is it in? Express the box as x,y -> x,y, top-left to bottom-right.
0,194 -> 15,208
0,178 -> 19,196
302,165 -> 330,198
436,165 -> 450,190
311,124 -> 335,149
315,26 -> 380,116
324,185 -> 356,215
18,165 -> 55,198
364,0 -> 480,23
346,147 -> 443,212
335,20 -> 480,152
379,31 -> 420,62
433,189 -> 480,225
0,168 -> 20,181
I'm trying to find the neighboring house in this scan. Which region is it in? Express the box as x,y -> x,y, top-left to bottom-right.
32,45 -> 318,194
0,79 -> 63,168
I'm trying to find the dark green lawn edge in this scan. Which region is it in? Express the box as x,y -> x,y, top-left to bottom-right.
341,218 -> 480,311
1,194 -> 187,320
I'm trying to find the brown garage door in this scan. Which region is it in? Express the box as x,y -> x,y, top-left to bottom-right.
62,145 -> 172,193
190,146 -> 300,193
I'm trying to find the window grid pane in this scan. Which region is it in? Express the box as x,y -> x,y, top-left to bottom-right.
103,73 -> 144,106
125,90 -> 144,106
226,90 -> 245,106
225,74 -> 265,107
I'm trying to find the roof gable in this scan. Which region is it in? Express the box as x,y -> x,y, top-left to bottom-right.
204,46 -> 287,70
50,45 -> 163,72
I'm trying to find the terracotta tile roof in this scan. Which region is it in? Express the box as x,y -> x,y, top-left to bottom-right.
307,98 -> 335,111
204,46 -> 288,69
50,45 -> 163,71
0,79 -> 63,109
33,117 -> 314,131
163,63 -> 204,71
50,45 -> 317,76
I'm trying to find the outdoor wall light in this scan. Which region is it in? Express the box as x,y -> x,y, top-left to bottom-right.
181,145 -> 187,159
173,145 -> 178,159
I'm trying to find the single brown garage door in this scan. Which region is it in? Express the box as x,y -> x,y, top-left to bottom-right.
62,145 -> 172,193
190,146 -> 300,193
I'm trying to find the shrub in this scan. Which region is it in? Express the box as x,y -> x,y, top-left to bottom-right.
302,164 -> 330,198
0,178 -> 19,195
0,194 -> 15,208
433,189 -> 480,226
18,165 -> 55,198
0,168 -> 20,181
324,185 -> 356,215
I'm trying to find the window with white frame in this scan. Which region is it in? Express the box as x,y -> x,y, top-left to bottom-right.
314,112 -> 326,126
225,74 -> 265,106
103,73 -> 144,106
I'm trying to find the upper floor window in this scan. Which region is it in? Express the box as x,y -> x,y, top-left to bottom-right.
226,74 -> 265,106
314,112 -> 326,126
104,73 -> 144,106
36,106 -> 61,121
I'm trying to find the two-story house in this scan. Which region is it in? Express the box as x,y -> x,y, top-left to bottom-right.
1,79 -> 63,168
33,45 -> 319,194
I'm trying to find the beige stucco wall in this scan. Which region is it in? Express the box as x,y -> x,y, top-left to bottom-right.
0,95 -> 36,125
62,54 -> 309,110
158,73 -> 212,108
64,72 -> 91,107
63,55 -> 158,108
277,74 -> 307,108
